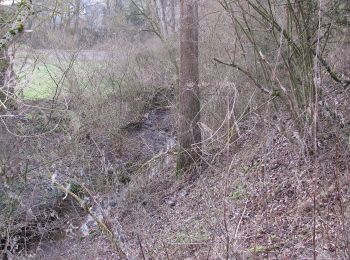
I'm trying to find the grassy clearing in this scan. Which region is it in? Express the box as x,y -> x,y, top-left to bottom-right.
15,58 -> 106,100
13,48 -> 159,113
17,63 -> 62,99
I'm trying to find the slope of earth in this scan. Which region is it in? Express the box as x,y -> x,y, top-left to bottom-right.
36,85 -> 350,259
2,82 -> 350,259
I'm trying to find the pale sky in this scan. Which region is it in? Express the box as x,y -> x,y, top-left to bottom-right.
1,0 -> 19,5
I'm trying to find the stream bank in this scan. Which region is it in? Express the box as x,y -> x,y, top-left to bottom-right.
1,102 -> 177,259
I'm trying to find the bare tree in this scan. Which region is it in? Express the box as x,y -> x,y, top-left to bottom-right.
177,0 -> 201,173
74,0 -> 82,34
0,1 -> 32,109
170,0 -> 176,33
0,49 -> 9,104
159,0 -> 168,36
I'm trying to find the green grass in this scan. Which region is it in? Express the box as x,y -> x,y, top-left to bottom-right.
15,60 -> 105,100
14,51 -> 152,104
18,63 -> 62,99
13,48 -> 107,100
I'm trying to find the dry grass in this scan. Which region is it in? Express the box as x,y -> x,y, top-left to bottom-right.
1,0 -> 350,259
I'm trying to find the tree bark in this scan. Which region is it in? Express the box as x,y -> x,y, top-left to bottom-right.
0,50 -> 9,89
170,0 -> 176,33
74,0 -> 81,35
159,0 -> 168,36
177,0 -> 201,173
0,48 -> 15,110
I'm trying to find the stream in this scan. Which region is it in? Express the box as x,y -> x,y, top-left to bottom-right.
79,107 -> 176,248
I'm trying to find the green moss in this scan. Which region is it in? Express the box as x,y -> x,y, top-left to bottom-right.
19,0 -> 26,8
229,183 -> 247,201
175,163 -> 183,177
249,245 -> 280,253
17,23 -> 24,33
89,231 -> 98,239
271,89 -> 280,97
9,29 -> 16,36
69,182 -> 83,196
173,227 -> 209,243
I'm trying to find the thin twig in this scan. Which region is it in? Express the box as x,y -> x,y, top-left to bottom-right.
52,181 -> 128,259
213,58 -> 271,95
138,235 -> 146,260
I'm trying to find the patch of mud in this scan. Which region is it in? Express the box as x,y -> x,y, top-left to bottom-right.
119,107 -> 176,163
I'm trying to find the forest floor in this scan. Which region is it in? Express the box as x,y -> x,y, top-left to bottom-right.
6,81 -> 349,259
1,47 -> 349,259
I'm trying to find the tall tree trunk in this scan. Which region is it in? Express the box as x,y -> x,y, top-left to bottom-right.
104,0 -> 111,35
0,48 -> 15,110
74,0 -> 81,34
65,4 -> 72,32
51,15 -> 57,30
0,50 -> 9,91
170,0 -> 176,33
177,0 -> 201,173
159,0 -> 168,36
152,0 -> 162,36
